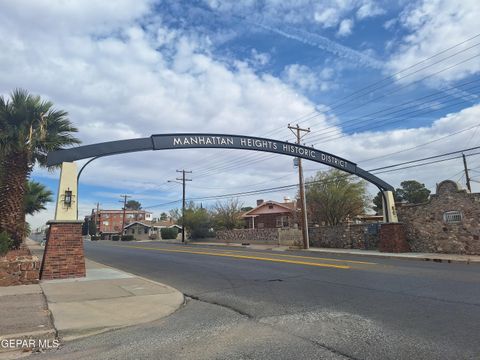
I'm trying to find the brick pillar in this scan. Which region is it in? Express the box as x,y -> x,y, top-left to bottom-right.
378,223 -> 410,253
40,220 -> 86,280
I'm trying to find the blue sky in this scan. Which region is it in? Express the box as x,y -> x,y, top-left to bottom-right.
0,0 -> 479,228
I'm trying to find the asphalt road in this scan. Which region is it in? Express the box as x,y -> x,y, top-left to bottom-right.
30,241 -> 480,360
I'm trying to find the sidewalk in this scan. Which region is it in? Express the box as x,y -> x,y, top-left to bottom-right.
0,284 -> 56,357
187,241 -> 480,263
303,247 -> 480,263
0,240 -> 184,357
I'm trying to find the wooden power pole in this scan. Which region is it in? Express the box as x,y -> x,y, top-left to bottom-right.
462,153 -> 472,192
119,194 -> 131,235
176,170 -> 192,243
288,124 -> 310,249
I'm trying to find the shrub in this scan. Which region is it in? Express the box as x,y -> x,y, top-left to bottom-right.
121,235 -> 134,241
161,227 -> 178,240
0,231 -> 12,256
112,235 -> 120,241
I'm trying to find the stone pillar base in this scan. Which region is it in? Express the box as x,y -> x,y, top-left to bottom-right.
378,223 -> 410,253
40,220 -> 86,280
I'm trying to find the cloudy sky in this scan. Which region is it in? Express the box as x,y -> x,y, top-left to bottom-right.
1,0 -> 479,228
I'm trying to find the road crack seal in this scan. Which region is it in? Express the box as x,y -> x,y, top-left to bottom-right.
184,293 -> 253,319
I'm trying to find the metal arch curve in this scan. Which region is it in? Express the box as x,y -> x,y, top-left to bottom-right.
47,133 -> 394,191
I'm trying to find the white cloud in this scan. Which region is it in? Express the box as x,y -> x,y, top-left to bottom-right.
337,19 -> 354,37
356,1 -> 385,20
314,7 -> 342,28
5,0 -> 479,230
204,0 -> 385,29
386,0 -> 480,84
282,64 -> 334,92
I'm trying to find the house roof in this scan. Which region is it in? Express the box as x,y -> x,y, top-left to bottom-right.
242,200 -> 297,217
124,221 -> 151,229
153,224 -> 182,229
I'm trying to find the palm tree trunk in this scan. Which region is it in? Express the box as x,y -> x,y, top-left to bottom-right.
0,150 -> 30,249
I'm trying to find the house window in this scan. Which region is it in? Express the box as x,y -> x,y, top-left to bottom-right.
144,227 -> 149,234
268,204 -> 274,209
102,221 -> 109,226
276,216 -> 290,228
443,211 -> 462,224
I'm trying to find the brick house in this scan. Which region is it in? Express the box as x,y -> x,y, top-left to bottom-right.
242,198 -> 299,229
91,209 -> 153,235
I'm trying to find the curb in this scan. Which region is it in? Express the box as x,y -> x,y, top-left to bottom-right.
41,258 -> 184,342
0,329 -> 57,354
156,241 -> 479,264
294,249 -> 480,264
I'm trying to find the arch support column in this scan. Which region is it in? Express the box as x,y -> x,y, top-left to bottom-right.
40,162 -> 85,280
382,190 -> 398,223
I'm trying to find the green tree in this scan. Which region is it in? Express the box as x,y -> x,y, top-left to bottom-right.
24,180 -> 53,215
0,89 -> 80,248
212,198 -> 244,230
372,192 -> 384,214
160,212 -> 168,221
396,180 -> 431,204
306,169 -> 368,226
125,199 -> 141,210
180,202 -> 213,239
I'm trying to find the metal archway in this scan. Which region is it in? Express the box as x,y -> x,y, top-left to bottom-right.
48,133 -> 397,224
48,133 -> 394,191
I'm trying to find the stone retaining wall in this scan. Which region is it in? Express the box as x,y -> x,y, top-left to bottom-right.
215,228 -> 302,247
308,224 -> 379,250
0,245 -> 40,286
397,180 -> 480,255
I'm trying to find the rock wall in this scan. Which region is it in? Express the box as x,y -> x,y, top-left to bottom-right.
216,228 -> 302,247
308,224 -> 379,249
0,245 -> 40,286
397,180 -> 480,255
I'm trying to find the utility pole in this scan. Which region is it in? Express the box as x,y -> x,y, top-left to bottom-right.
119,195 -> 131,235
176,170 -> 192,243
462,153 -> 472,192
95,202 -> 100,236
288,123 -> 310,249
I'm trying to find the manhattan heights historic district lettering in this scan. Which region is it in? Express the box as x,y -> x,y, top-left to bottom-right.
169,135 -> 349,169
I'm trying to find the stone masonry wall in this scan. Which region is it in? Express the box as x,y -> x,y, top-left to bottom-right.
216,228 -> 302,247
0,244 -> 40,286
309,224 -> 379,250
397,180 -> 480,255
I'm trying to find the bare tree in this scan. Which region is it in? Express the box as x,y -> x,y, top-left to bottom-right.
212,198 -> 244,230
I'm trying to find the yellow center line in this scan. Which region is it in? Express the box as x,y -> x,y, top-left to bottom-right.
113,244 -> 350,269
133,244 -> 375,265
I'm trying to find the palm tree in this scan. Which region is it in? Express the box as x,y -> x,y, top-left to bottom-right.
0,89 -> 81,248
24,181 -> 53,216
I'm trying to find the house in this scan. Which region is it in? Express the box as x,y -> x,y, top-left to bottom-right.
124,222 -> 157,240
124,221 -> 183,240
91,209 -> 153,235
242,198 -> 299,229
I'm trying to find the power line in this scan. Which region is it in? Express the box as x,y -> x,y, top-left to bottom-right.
144,148 -> 480,208
182,35 -> 480,178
